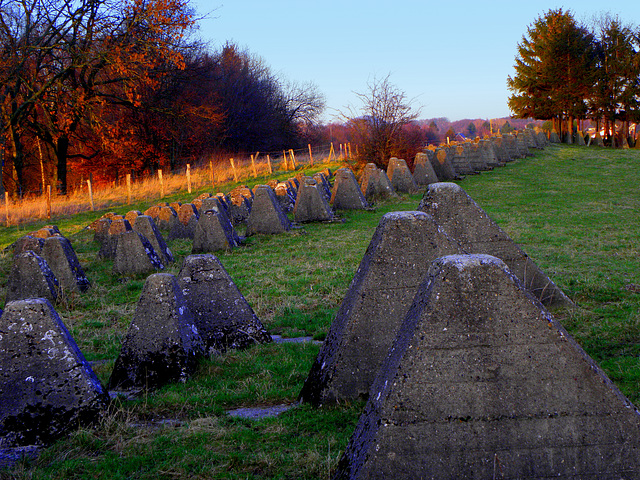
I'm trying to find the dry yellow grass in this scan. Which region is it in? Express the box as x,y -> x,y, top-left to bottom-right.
0,149 -> 341,226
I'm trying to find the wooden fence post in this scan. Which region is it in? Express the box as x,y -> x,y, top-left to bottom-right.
186,164 -> 192,194
308,144 -> 313,166
251,155 -> 257,178
289,149 -> 296,169
46,185 -> 52,219
87,179 -> 95,211
267,155 -> 273,175
126,173 -> 132,204
4,192 -> 9,226
282,151 -> 288,171
158,169 -> 164,198
348,143 -> 353,158
329,142 -> 335,161
230,158 -> 238,182
209,160 -> 215,191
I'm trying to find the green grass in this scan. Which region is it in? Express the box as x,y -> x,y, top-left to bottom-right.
2,145 -> 640,478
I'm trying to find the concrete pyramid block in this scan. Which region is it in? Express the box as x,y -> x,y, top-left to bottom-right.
108,273 -> 204,391
228,187 -> 253,225
313,173 -> 332,200
479,139 -> 502,168
418,182 -> 572,308
274,182 -> 296,212
169,203 -> 199,240
42,235 -> 90,293
0,299 -> 107,447
177,254 -> 272,354
246,185 -> 292,235
467,141 -> 489,171
12,235 -> 45,256
359,163 -> 396,201
387,158 -> 418,193
132,215 -> 173,264
330,168 -> 370,210
124,210 -> 142,225
450,145 -> 474,175
412,153 -> 438,185
227,195 -> 251,226
490,136 -> 511,163
429,148 -> 458,181
113,230 -> 164,275
334,254 -> 640,479
143,204 -> 161,220
98,218 -> 131,259
92,218 -> 111,245
192,210 -> 240,253
299,211 -> 462,406
5,251 -> 59,303
156,205 -> 179,232
201,197 -> 241,245
293,178 -> 334,222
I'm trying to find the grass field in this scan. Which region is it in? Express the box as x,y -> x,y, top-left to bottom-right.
1,144 -> 640,479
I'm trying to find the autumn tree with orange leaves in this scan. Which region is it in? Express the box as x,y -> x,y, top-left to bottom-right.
0,0 -> 197,196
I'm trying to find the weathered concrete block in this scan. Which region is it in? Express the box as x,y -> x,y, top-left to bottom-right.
192,211 -> 239,253
313,173 -> 332,200
334,254 -> 640,479
42,236 -> 90,293
0,299 -> 107,447
143,204 -> 161,221
330,168 -> 369,210
113,230 -> 164,275
169,203 -> 199,240
293,179 -> 334,223
359,163 -> 397,201
246,185 -> 291,235
12,235 -> 45,256
177,254 -> 271,354
92,218 -> 111,245
418,182 -> 572,308
28,225 -> 61,239
124,210 -> 142,225
450,145 -> 474,175
98,218 -> 131,259
274,182 -> 296,212
107,273 -> 204,391
5,251 -> 59,303
490,136 -> 511,163
132,215 -> 173,264
431,148 -> 459,180
387,158 -> 418,193
412,153 -> 439,185
156,205 -> 179,232
479,139 -> 502,168
201,197 -> 241,244
299,211 -> 462,406
227,195 -> 252,226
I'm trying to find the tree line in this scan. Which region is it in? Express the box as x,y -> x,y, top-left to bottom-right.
0,0 -> 325,198
507,9 -> 640,145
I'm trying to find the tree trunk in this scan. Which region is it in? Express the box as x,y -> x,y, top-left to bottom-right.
56,135 -> 69,196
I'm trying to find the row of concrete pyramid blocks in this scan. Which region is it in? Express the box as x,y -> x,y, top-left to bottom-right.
422,129 -> 549,180
0,254 -> 272,449
89,170 -> 367,264
4,227 -> 91,306
87,140 -> 540,264
296,183 -> 640,478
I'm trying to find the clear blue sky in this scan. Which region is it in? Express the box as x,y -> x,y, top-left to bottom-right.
191,1 -> 640,123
